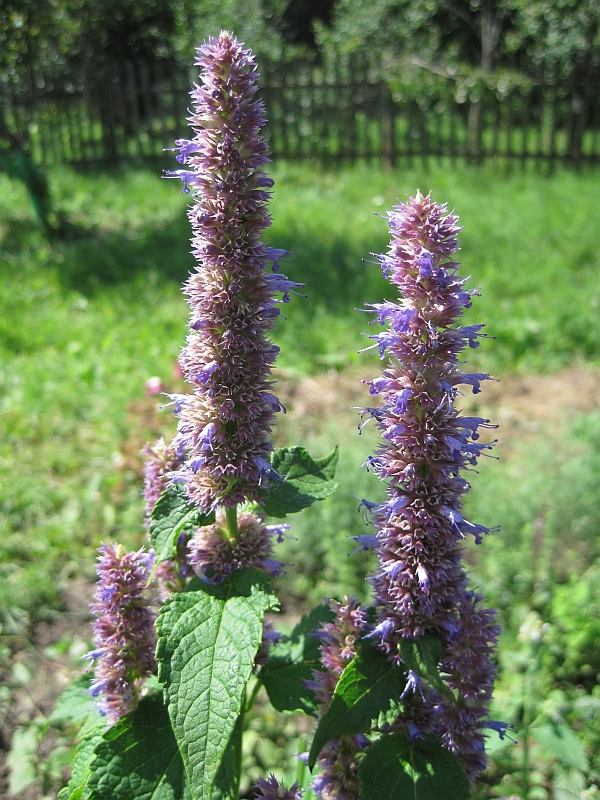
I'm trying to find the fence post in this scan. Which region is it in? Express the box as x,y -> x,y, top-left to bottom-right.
467,97 -> 483,162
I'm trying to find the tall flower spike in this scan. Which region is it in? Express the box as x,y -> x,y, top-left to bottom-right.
360,192 -> 500,777
85,544 -> 156,723
309,598 -> 369,800
165,32 -> 298,511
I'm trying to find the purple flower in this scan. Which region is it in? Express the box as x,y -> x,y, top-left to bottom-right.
400,669 -> 425,701
311,598 -> 370,800
360,192 -> 500,778
433,593 -> 501,779
349,534 -> 378,554
142,437 -> 186,527
188,508 -> 289,583
254,775 -> 303,799
254,620 -> 283,669
165,33 -> 295,511
85,544 -> 156,723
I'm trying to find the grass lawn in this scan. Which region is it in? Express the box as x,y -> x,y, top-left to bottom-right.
1,159 -> 600,798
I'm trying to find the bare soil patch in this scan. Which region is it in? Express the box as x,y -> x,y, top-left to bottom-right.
275,364 -> 600,441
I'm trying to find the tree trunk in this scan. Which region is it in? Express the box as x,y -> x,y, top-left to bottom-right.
468,0 -> 503,161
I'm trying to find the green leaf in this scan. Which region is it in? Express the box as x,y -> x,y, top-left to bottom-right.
358,733 -> 471,800
156,568 -> 278,800
61,724 -> 105,800
374,699 -> 403,730
49,676 -> 103,728
88,693 -> 187,800
398,634 -> 450,695
532,722 -> 589,771
54,677 -> 106,800
308,640 -> 406,770
210,710 -> 244,800
553,767 -> 586,800
262,604 -> 335,715
150,484 -> 215,565
263,446 -> 339,518
7,726 -> 39,796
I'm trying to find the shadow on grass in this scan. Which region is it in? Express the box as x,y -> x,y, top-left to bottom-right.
274,227 -> 389,312
5,209 -> 390,312
55,213 -> 195,293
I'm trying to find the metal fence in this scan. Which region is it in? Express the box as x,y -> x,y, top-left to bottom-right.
2,52 -> 600,167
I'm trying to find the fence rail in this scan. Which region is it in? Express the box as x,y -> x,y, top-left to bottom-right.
2,53 -> 600,167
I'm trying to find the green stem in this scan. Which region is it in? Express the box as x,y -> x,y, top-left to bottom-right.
244,676 -> 262,713
522,658 -> 535,799
295,737 -> 307,789
226,505 -> 239,541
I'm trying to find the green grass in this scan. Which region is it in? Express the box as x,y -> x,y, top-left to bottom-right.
268,161 -> 600,373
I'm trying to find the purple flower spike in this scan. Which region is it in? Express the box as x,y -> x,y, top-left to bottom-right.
166,32 -> 296,511
254,775 -> 303,799
86,544 -> 156,723
311,598 -> 370,800
142,437 -> 186,526
433,593 -> 501,779
360,192 -> 501,779
188,508 -> 288,582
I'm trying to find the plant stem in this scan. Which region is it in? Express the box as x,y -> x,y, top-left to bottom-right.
296,737 -> 307,788
244,676 -> 262,713
226,505 -> 239,541
522,657 -> 535,799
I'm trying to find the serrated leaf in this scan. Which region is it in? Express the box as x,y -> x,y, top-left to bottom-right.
62,724 -> 105,800
150,484 -> 215,565
358,733 -> 471,800
262,604 -> 335,715
263,446 -> 339,518
374,698 -> 403,729
156,568 -> 278,800
553,767 -> 586,800
88,693 -> 187,800
55,677 -> 106,800
532,722 -> 589,771
308,640 -> 406,770
398,634 -> 449,695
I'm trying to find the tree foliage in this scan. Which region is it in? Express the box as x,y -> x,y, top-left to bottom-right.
322,0 -> 600,79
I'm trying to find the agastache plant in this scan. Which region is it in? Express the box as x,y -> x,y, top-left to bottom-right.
358,192 -> 502,778
62,33 -> 502,800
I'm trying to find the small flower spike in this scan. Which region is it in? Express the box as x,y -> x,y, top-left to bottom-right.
86,544 -> 156,723
310,598 -> 369,800
142,437 -> 185,526
188,507 -> 288,583
254,774 -> 304,799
